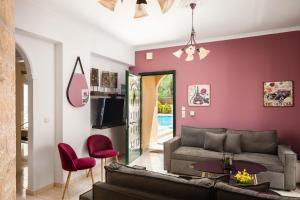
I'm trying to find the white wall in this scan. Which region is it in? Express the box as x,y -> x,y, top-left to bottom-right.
16,33 -> 56,191
90,53 -> 129,156
16,0 -> 135,191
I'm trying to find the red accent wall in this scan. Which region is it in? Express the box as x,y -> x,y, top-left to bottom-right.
132,31 -> 300,157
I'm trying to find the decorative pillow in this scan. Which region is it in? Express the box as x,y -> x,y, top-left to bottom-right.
226,129 -> 278,154
224,133 -> 241,154
204,132 -> 226,152
238,182 -> 270,193
181,126 -> 226,148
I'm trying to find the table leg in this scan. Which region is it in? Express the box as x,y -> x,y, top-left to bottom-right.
253,174 -> 258,185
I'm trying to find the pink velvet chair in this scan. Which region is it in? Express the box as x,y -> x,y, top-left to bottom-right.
58,143 -> 96,199
87,134 -> 119,181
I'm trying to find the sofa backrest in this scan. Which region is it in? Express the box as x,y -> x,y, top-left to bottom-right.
226,129 -> 278,154
105,163 -> 214,200
181,126 -> 226,148
214,182 -> 289,200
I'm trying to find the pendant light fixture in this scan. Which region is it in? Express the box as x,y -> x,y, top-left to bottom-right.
134,0 -> 148,19
98,0 -> 174,18
98,0 -> 118,11
173,3 -> 210,61
157,0 -> 174,14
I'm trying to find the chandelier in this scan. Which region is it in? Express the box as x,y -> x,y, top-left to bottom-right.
173,3 -> 210,61
98,0 -> 174,18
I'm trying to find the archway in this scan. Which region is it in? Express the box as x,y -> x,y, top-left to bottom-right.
15,43 -> 33,198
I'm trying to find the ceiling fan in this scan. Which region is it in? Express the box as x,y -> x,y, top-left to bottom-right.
97,0 -> 175,18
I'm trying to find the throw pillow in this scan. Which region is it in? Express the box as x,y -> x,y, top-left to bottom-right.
238,182 -> 270,193
204,132 -> 226,152
224,133 -> 241,153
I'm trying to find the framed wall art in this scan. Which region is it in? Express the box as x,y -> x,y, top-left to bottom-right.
263,81 -> 294,107
110,72 -> 118,89
101,71 -> 110,88
188,84 -> 210,106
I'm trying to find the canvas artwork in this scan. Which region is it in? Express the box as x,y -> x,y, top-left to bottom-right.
188,84 -> 210,106
101,71 -> 110,88
110,72 -> 118,89
90,68 -> 99,87
264,81 -> 294,107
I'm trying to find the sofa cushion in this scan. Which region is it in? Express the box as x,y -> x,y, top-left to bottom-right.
105,162 -> 214,200
181,126 -> 226,148
172,146 -> 223,162
234,153 -> 284,173
204,132 -> 226,152
214,182 -> 284,200
227,129 -> 278,154
224,133 -> 241,154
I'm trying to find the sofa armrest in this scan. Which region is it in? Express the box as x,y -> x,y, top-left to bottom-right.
278,145 -> 297,190
164,137 -> 181,171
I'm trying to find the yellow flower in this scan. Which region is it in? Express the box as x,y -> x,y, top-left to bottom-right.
235,169 -> 253,184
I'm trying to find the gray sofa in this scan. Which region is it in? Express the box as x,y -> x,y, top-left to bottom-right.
80,163 -> 298,200
164,126 -> 297,190
80,162 -> 215,200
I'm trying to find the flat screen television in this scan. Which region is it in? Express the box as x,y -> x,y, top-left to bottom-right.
94,97 -> 125,128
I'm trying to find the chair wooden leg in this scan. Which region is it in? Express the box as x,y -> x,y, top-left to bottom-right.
115,155 -> 119,163
101,158 -> 104,182
86,169 -> 90,177
62,171 -> 72,200
104,158 -> 106,181
90,168 -> 94,184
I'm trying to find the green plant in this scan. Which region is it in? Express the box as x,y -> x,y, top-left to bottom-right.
158,101 -> 163,113
162,103 -> 172,114
158,75 -> 173,98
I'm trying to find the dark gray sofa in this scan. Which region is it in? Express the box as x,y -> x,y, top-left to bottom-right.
164,126 -> 297,190
80,163 -> 299,200
80,162 -> 215,200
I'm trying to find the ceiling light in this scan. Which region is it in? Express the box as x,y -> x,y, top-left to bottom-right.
173,49 -> 183,58
98,0 -> 174,18
173,3 -> 210,61
157,0 -> 174,14
198,47 -> 210,60
134,0 -> 148,19
98,0 -> 118,11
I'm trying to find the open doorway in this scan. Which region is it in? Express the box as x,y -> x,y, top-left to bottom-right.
141,71 -> 176,152
16,49 -> 30,197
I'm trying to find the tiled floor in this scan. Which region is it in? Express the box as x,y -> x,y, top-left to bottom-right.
17,151 -> 300,199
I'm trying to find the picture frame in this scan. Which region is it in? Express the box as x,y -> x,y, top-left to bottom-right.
90,68 -> 99,87
101,71 -> 110,88
263,81 -> 294,107
188,84 -> 211,106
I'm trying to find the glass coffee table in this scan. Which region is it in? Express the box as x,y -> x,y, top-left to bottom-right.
192,160 -> 267,185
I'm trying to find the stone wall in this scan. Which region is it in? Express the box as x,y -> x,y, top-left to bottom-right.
0,0 -> 16,199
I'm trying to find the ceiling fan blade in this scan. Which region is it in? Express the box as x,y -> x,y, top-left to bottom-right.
134,0 -> 148,18
98,0 -> 118,11
157,0 -> 174,13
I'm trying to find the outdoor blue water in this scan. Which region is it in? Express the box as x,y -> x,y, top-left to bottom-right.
157,114 -> 173,128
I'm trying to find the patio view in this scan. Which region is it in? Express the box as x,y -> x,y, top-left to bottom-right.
149,75 -> 174,151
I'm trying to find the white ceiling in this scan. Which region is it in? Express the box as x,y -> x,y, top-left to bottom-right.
32,0 -> 300,48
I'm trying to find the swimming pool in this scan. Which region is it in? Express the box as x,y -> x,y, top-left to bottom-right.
157,114 -> 173,128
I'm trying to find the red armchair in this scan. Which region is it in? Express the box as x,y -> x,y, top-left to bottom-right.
87,134 -> 119,181
58,143 -> 96,199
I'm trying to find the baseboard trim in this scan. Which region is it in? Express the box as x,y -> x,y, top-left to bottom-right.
26,183 -> 55,196
25,158 -> 122,195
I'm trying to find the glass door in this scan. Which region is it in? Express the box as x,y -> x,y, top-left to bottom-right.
125,71 -> 142,164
